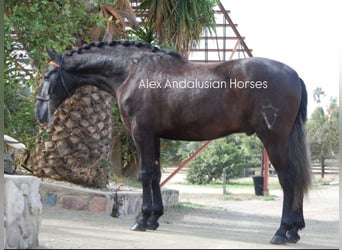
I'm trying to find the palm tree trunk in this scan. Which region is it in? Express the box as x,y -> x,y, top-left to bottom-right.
31,85 -> 114,188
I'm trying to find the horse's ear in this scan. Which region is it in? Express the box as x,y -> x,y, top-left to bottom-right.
46,48 -> 60,62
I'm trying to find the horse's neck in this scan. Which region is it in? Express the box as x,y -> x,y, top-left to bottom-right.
70,48 -> 185,96
70,54 -> 132,96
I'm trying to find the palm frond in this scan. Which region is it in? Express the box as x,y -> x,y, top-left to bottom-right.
137,0 -> 218,57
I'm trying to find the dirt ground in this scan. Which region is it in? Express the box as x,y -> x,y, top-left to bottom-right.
36,170 -> 340,249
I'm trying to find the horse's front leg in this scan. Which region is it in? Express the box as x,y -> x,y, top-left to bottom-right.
146,138 -> 164,230
130,131 -> 155,231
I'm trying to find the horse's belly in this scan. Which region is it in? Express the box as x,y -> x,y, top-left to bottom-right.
159,121 -> 241,141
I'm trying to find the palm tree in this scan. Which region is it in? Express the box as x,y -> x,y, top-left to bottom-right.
313,87 -> 325,105
31,0 -> 219,187
136,0 -> 217,58
32,86 -> 114,187
31,0 -> 139,188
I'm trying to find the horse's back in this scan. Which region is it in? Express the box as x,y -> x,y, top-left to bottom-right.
120,56 -> 304,141
218,57 -> 300,84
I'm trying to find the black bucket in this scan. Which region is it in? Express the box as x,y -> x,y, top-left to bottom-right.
252,175 -> 264,196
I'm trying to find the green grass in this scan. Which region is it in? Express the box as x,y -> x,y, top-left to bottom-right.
223,193 -> 278,201
173,179 -> 282,190
170,195 -> 278,214
177,201 -> 206,210
109,174 -> 142,189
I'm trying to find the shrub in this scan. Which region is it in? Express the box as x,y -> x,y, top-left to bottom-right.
186,136 -> 261,184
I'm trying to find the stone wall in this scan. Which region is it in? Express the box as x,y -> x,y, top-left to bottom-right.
4,175 -> 42,249
39,181 -> 179,218
3,176 -> 179,249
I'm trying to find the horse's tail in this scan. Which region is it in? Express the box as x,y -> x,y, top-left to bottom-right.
288,78 -> 312,209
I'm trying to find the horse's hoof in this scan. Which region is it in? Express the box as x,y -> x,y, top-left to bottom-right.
270,235 -> 287,245
147,221 -> 159,230
130,222 -> 147,231
286,231 -> 300,243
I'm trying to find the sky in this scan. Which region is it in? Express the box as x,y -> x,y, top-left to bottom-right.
191,0 -> 340,117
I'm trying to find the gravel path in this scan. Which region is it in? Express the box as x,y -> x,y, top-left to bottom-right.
36,170 -> 340,249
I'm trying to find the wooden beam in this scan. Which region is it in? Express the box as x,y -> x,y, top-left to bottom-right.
217,1 -> 253,57
160,141 -> 212,187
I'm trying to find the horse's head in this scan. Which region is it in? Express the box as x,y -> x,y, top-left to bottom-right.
35,40 -> 180,124
35,49 -> 75,124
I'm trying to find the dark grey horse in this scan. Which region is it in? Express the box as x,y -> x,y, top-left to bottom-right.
35,40 -> 312,244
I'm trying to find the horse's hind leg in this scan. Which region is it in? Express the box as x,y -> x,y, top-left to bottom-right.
271,177 -> 304,244
146,138 -> 164,230
262,142 -> 305,245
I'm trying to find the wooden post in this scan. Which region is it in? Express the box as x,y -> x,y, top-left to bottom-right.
222,167 -> 227,194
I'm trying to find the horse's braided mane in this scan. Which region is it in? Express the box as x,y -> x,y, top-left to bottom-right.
64,40 -> 183,59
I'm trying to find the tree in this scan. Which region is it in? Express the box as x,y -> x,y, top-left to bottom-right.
5,0 -> 139,187
4,0 -> 105,156
186,135 -> 262,184
307,97 -> 339,177
313,87 -> 325,104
